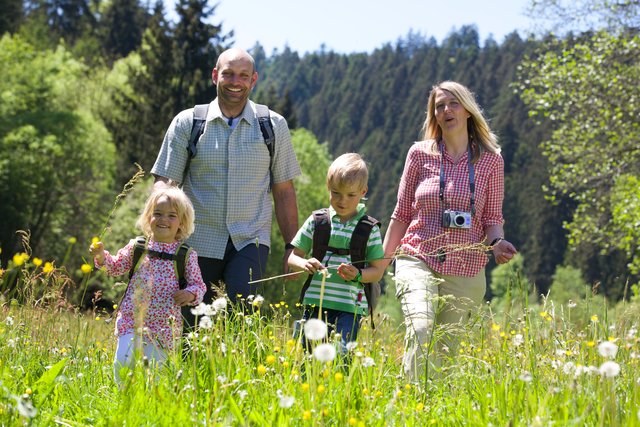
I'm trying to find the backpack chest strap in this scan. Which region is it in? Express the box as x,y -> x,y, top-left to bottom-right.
145,249 -> 177,261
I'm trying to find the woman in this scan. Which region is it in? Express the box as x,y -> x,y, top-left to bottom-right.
383,81 -> 517,382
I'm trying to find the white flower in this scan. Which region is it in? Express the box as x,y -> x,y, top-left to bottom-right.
313,343 -> 336,363
199,315 -> 213,329
567,300 -> 577,308
212,297 -> 227,312
519,371 -> 533,382
15,398 -> 37,418
512,334 -> 524,347
346,341 -> 358,352
562,362 -> 576,375
279,395 -> 295,408
598,341 -> 618,359
251,295 -> 265,308
599,361 -> 621,378
5,316 -> 14,326
304,319 -> 327,341
362,357 -> 375,367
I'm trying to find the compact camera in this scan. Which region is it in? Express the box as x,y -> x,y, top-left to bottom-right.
442,210 -> 472,229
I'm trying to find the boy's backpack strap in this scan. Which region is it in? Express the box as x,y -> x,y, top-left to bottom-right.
350,215 -> 382,329
129,236 -> 148,281
255,103 -> 276,187
299,208 -> 331,303
173,243 -> 192,290
182,104 -> 210,185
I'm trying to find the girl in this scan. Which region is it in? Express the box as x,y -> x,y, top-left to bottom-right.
90,186 -> 206,383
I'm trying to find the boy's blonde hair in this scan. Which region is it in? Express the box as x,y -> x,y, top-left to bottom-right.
136,187 -> 195,241
326,153 -> 368,190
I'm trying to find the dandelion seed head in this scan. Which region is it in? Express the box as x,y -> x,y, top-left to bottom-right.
304,318 -> 327,341
512,334 -> 524,347
598,341 -> 618,358
279,395 -> 295,408
599,361 -> 620,378
362,357 -> 375,367
199,316 -> 213,329
519,371 -> 533,382
5,316 -> 14,326
313,343 -> 336,363
346,341 -> 358,352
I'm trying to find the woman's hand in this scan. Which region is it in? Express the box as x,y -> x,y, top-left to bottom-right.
492,239 -> 517,264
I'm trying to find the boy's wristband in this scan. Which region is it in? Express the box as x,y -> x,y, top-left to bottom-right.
351,266 -> 362,283
284,242 -> 295,250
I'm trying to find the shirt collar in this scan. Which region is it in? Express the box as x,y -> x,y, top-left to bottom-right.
210,99 -> 258,126
328,203 -> 367,223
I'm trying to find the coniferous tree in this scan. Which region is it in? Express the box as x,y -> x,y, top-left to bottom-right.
0,0 -> 23,34
99,0 -> 149,62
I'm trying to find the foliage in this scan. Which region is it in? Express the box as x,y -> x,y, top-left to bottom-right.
0,34 -> 115,269
516,30 -> 640,289
263,129 -> 332,307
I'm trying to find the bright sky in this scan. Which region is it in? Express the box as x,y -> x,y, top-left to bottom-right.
195,0 -> 534,55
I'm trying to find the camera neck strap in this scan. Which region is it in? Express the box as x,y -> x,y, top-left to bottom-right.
439,142 -> 476,216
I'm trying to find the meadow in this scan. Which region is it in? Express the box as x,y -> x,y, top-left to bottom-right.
1,251 -> 640,426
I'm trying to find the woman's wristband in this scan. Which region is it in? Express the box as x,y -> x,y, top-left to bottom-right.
490,237 -> 504,247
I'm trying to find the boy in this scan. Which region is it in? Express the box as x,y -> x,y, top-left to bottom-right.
288,153 -> 386,353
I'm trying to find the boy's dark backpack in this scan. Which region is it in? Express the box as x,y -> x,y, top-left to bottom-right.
299,208 -> 382,328
128,236 -> 192,289
182,103 -> 275,184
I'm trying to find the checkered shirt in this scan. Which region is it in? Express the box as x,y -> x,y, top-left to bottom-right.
151,100 -> 301,259
391,140 -> 504,276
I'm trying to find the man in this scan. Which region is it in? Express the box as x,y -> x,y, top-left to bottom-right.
151,48 -> 300,326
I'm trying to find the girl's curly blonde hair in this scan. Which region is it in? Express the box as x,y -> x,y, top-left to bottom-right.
136,187 -> 195,241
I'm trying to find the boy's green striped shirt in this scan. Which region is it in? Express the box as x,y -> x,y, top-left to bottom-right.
291,204 -> 384,315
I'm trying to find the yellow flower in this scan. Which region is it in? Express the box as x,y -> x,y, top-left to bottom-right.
91,236 -> 100,245
587,341 -> 596,347
81,263 -> 92,274
257,364 -> 267,376
416,402 -> 425,411
322,369 -> 330,379
591,315 -> 599,323
404,384 -> 412,390
32,257 -> 43,267
397,390 -> 403,398
283,361 -> 290,369
43,262 -> 54,274
302,410 -> 311,420
25,388 -> 32,395
266,355 -> 276,365
491,323 -> 501,331
334,372 -> 344,382
317,385 -> 326,394
322,408 -> 329,417
362,388 -> 369,395
301,383 -> 310,392
13,253 -> 27,266
539,311 -> 548,318
68,237 -> 77,244
349,418 -> 357,426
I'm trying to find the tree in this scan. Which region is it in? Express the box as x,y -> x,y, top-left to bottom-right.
0,35 -> 115,267
0,0 -> 22,34
517,29 -> 640,294
98,0 -> 149,61
262,128 -> 332,306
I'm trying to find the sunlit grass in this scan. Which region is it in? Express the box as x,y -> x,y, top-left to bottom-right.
1,256 -> 640,426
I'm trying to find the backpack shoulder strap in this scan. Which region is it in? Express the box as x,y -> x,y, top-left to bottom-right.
255,103 -> 275,157
182,104 -> 209,185
129,236 -> 148,281
299,208 -> 332,303
350,215 -> 382,329
173,242 -> 192,290
350,215 -> 381,269
255,103 -> 276,187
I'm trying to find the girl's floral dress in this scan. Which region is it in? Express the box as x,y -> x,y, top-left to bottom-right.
98,238 -> 206,350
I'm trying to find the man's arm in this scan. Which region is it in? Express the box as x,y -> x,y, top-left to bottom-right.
153,175 -> 177,191
272,180 -> 298,244
272,180 -> 298,275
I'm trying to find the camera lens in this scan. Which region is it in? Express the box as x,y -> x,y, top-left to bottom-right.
454,214 -> 465,226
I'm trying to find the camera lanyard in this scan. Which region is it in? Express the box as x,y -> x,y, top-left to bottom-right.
439,142 -> 476,216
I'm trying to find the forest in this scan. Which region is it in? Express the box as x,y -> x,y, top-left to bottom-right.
1,0 -> 639,307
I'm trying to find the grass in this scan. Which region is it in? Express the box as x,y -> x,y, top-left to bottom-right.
1,258 -> 640,426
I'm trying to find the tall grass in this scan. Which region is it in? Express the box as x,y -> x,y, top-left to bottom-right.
1,256 -> 639,426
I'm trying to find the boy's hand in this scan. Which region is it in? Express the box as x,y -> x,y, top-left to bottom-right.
337,263 -> 360,282
302,258 -> 325,275
89,241 -> 105,266
173,290 -> 195,306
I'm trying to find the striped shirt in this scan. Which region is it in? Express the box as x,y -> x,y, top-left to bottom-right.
291,204 -> 384,315
151,100 -> 301,259
391,140 -> 504,276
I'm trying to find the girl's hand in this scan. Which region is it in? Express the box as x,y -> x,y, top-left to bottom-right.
89,241 -> 105,266
173,290 -> 195,306
337,263 -> 360,282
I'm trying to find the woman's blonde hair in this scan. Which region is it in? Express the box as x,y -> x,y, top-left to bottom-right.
421,80 -> 500,162
136,187 -> 195,241
326,153 -> 369,190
